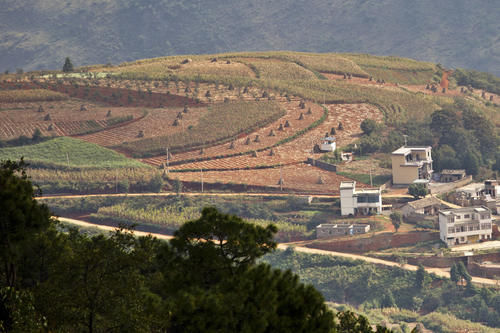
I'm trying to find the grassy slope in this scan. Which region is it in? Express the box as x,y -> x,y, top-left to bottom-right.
0,137 -> 148,169
1,1 -> 498,76
106,52 -> 446,124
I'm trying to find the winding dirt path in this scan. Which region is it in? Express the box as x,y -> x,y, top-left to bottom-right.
57,215 -> 499,287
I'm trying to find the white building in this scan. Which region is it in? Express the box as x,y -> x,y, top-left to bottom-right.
320,136 -> 336,152
391,146 -> 433,185
340,181 -> 382,216
438,206 -> 493,247
316,223 -> 370,239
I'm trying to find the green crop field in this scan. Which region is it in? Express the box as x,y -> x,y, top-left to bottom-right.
119,100 -> 285,157
0,137 -> 148,169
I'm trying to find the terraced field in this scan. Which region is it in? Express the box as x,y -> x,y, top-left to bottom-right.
79,106 -> 209,147
170,163 -> 368,194
3,51 -> 497,194
0,100 -> 144,140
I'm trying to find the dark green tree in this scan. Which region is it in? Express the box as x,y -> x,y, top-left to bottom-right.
360,119 -> 378,136
415,264 -> 430,290
0,159 -> 52,288
463,150 -> 480,175
158,207 -> 336,332
62,57 -> 74,72
430,108 -> 461,139
389,212 -> 402,232
450,263 -> 460,283
408,183 -> 428,199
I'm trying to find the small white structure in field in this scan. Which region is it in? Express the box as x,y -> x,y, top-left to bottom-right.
320,136 -> 336,152
316,223 -> 370,239
340,181 -> 382,216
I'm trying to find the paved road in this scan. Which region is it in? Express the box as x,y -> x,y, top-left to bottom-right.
58,216 -> 499,287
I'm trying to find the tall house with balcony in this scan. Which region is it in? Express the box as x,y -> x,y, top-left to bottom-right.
438,206 -> 492,247
340,181 -> 382,216
391,146 -> 433,185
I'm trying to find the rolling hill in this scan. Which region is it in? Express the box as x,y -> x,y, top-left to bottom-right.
0,0 -> 499,75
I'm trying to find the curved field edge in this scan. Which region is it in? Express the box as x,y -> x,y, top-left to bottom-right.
117,100 -> 286,157
161,104 -> 329,169
0,136 -> 149,169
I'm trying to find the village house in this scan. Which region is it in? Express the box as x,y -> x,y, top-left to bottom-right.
340,181 -> 382,216
401,196 -> 442,217
438,206 -> 493,247
391,146 -> 433,185
316,223 -> 370,239
439,169 -> 466,183
320,136 -> 336,152
453,180 -> 500,214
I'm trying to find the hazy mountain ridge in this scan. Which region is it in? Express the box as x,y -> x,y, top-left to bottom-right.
1,0 -> 499,74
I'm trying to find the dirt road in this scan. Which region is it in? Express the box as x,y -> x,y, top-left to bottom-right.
38,191 -> 413,201
58,216 -> 499,287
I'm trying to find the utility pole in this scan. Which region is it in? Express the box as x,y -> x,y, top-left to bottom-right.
279,162 -> 283,191
200,168 -> 204,193
370,168 -> 373,187
166,147 -> 169,174
66,152 -> 70,168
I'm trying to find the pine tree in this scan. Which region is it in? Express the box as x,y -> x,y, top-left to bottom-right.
62,57 -> 74,72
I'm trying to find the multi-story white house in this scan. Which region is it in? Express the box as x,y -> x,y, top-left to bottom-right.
438,206 -> 493,247
391,146 -> 433,185
340,181 -> 382,216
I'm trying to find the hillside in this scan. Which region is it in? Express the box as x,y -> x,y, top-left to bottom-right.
1,51 -> 499,195
1,0 -> 499,75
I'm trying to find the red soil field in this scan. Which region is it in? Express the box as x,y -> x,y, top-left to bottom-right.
0,100 -> 144,140
0,82 -> 202,108
154,103 -> 382,171
169,163 -> 369,194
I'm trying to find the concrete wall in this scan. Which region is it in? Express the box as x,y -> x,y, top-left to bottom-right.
429,175 -> 472,195
306,158 -> 337,172
307,231 -> 439,253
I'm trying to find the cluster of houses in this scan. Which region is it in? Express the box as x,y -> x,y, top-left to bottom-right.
315,145 -> 497,247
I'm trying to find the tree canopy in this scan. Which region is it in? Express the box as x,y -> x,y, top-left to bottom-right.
2,160 -> 392,332
62,57 -> 74,72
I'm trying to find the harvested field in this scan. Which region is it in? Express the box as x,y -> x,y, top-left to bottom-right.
0,81 -> 201,108
237,58 -> 318,80
142,100 -> 324,166
119,100 -> 286,157
161,104 -> 382,175
0,100 -> 144,140
170,163 -> 368,194
0,89 -> 68,103
79,106 -> 208,147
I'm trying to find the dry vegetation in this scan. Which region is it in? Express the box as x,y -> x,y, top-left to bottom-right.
0,89 -> 68,102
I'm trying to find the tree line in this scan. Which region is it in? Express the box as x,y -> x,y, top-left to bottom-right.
357,97 -> 499,176
1,159 -> 395,332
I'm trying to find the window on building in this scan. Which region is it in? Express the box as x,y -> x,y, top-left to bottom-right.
464,214 -> 470,219
448,227 -> 454,233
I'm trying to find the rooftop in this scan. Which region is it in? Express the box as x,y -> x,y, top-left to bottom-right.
340,181 -> 356,189
406,196 -> 442,210
456,183 -> 484,193
392,146 -> 431,155
439,205 -> 490,216
441,169 -> 466,175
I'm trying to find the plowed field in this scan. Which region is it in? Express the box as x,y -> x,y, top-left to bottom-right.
158,103 -> 382,170
170,163 -> 369,194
